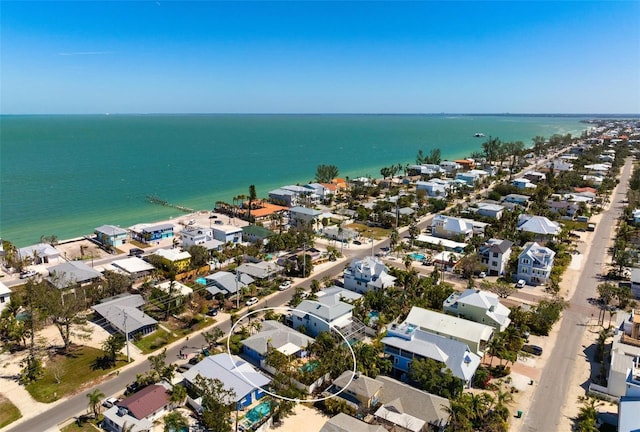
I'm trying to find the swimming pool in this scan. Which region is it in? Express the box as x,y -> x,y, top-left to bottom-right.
408,253 -> 425,261
245,400 -> 271,423
195,277 -> 207,285
299,360 -> 319,372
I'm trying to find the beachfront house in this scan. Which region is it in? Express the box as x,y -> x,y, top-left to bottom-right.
517,215 -> 562,241
381,323 -> 480,387
180,226 -> 213,247
289,206 -> 323,229
0,281 -> 11,314
102,383 -> 171,432
343,256 -> 396,294
440,161 -> 462,173
374,375 -> 451,432
241,320 -> 314,367
17,243 -> 62,265
431,214 -> 473,241
94,225 -> 129,248
443,288 -> 511,332
129,223 -> 174,244
269,185 -> 316,207
153,248 -> 191,273
92,294 -> 158,340
515,242 -> 555,286
407,163 -> 444,177
404,306 -> 495,356
182,353 -> 271,410
478,238 -> 513,276
211,224 -> 243,244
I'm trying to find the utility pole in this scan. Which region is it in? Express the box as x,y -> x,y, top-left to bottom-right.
236,271 -> 240,310
302,242 -> 306,278
124,310 -> 130,363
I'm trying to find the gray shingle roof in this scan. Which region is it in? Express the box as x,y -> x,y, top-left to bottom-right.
92,294 -> 157,334
47,261 -> 102,289
241,320 -> 314,356
320,413 -> 386,432
292,299 -> 353,322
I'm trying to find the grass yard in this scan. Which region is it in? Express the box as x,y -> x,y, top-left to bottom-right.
61,419 -> 101,432
345,223 -> 390,239
26,346 -> 122,403
134,329 -> 181,354
0,395 -> 22,428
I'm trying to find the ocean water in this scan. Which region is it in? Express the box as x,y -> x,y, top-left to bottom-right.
0,114 -> 587,247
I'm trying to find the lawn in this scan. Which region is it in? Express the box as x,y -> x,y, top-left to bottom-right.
345,223 -> 390,240
26,345 -> 123,403
60,418 -> 101,432
134,329 -> 181,354
0,395 -> 22,428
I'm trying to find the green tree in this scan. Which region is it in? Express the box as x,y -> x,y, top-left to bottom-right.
315,164 -> 339,183
192,375 -> 236,432
86,388 -> 105,419
187,245 -> 209,269
169,384 -> 188,406
574,396 -> 600,432
38,283 -> 92,351
164,411 -> 189,432
408,357 -> 463,399
147,349 -> 175,383
101,333 -> 126,367
248,184 -> 257,222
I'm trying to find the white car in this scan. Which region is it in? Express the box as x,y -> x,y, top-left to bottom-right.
516,279 -> 526,288
20,270 -> 38,279
102,397 -> 119,408
278,281 -> 292,291
478,271 -> 486,278
245,297 -> 259,307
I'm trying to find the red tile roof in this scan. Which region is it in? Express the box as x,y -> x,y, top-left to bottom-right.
118,384 -> 170,420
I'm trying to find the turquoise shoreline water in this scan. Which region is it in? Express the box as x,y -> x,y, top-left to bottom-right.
0,114 -> 587,247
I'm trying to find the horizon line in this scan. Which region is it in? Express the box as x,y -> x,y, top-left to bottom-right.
2,112 -> 640,117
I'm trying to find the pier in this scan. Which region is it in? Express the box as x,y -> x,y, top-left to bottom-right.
146,195 -> 195,213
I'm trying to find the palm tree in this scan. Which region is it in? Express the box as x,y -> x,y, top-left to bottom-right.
248,184 -> 257,222
164,411 -> 189,432
87,388 -> 105,418
170,384 -> 187,406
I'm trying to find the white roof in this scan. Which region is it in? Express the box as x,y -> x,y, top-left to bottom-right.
277,342 -> 301,356
155,280 -> 193,296
415,234 -> 467,251
405,307 -> 494,345
155,248 -> 191,262
517,215 -> 561,235
0,281 -> 11,297
111,257 -> 155,274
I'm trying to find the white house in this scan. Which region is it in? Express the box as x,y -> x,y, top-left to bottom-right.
18,243 -> 62,265
289,206 -> 323,228
502,194 -> 530,207
476,203 -> 504,219
211,224 -> 243,244
431,214 -> 473,241
517,214 -> 561,240
102,383 -> 171,432
440,161 -> 462,173
343,256 -> 396,294
511,178 -> 537,189
289,298 -> 355,338
443,288 -> 511,332
515,242 -> 556,286
0,281 -> 11,314
416,180 -> 450,198
479,238 -> 513,276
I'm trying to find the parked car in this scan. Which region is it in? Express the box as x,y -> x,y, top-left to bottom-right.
129,247 -> 144,257
278,280 -> 292,291
478,271 -> 486,278
515,279 -> 526,288
102,397 -> 119,408
206,307 -> 218,316
178,363 -> 193,372
522,344 -> 543,356
19,270 -> 38,279
246,297 -> 259,307
353,240 -> 362,245
421,259 -> 432,266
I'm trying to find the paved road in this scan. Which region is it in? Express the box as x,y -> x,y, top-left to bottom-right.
522,158 -> 633,431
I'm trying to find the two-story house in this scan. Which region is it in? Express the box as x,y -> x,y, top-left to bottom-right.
381,323 -> 480,387
515,242 -> 556,286
0,281 -> 11,315
289,206 -> 323,229
94,225 -> 129,248
288,297 -> 356,338
478,238 -> 513,276
211,224 -> 243,244
343,256 -> 396,294
324,371 -> 383,414
443,288 -> 511,332
129,223 -> 174,244
153,248 -> 191,272
431,214 -> 474,241
517,215 -> 561,241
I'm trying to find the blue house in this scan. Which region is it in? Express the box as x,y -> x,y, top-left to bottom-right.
182,353 -> 270,409
130,223 -> 174,244
95,225 -> 129,247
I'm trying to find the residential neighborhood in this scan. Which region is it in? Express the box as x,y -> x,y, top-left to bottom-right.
1,119 -> 640,432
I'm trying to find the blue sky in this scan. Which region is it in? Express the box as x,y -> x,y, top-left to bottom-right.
2,1 -> 639,114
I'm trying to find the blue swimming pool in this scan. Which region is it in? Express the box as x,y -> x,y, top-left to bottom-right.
299,360 -> 319,372
195,277 -> 207,285
408,253 -> 425,261
245,400 -> 271,423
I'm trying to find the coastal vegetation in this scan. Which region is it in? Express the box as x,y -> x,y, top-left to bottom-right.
315,164 -> 339,183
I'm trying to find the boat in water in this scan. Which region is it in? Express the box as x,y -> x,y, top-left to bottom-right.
474,132 -> 485,137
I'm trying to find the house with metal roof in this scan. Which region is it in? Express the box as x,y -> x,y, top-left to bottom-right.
476,202 -> 505,219
343,256 -> 396,294
289,297 -> 355,338
289,206 -> 323,228
502,194 -> 530,207
374,375 -> 450,432
129,223 -> 174,244
478,238 -> 513,276
204,271 -> 254,297
94,225 -> 129,247
236,261 -> 283,280
323,371 -> 383,414
381,324 -> 480,386
515,241 -> 556,286
47,260 -> 103,289
111,257 -> 155,279
211,224 -> 243,244
92,294 -> 157,339
320,413 -> 386,432
241,225 -> 275,244
404,306 -> 495,356
102,383 -> 171,432
17,243 -> 62,265
242,320 -> 314,366
153,248 -> 191,272
517,214 -> 561,240
182,353 -> 271,409
431,214 -> 473,241
443,288 -> 511,332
